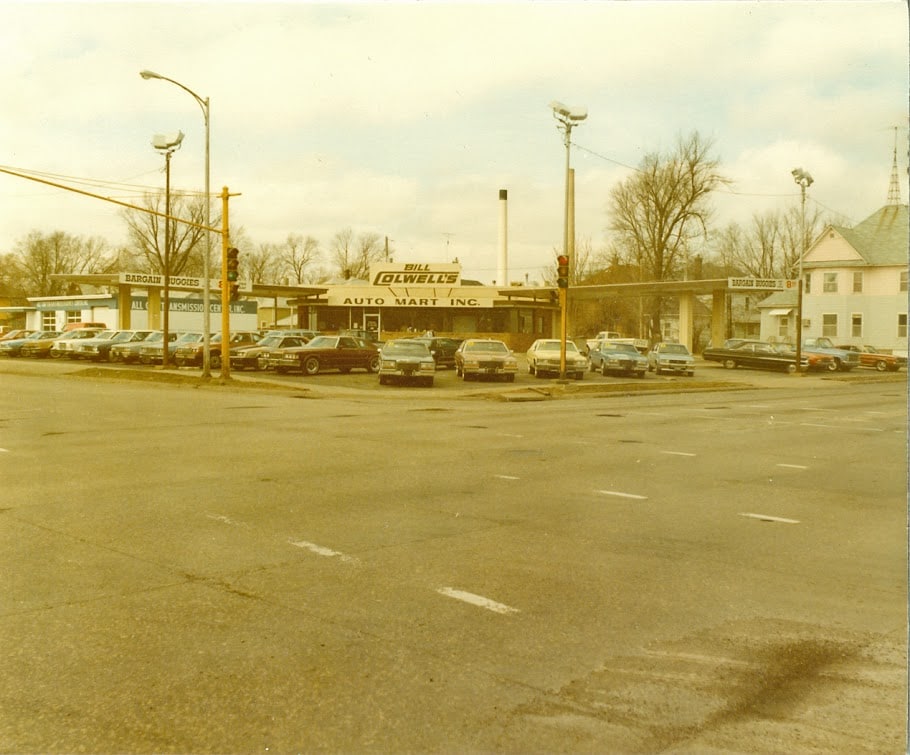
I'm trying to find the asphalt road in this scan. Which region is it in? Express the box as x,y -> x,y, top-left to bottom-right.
0,362 -> 906,753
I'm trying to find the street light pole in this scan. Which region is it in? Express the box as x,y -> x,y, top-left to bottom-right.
549,100 -> 587,380
791,167 -> 814,372
140,70 -> 212,378
151,131 -> 184,368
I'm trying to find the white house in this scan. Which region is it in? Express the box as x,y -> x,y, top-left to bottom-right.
760,204 -> 908,354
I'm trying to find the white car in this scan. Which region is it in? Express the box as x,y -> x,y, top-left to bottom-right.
378,339 -> 436,386
647,342 -> 695,376
526,338 -> 587,379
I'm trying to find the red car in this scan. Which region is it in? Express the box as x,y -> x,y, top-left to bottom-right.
837,345 -> 906,372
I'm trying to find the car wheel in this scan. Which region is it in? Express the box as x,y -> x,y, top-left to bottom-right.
303,356 -> 320,375
367,355 -> 380,373
211,354 -> 221,369
875,360 -> 888,372
723,359 -> 737,370
826,360 -> 839,372
787,364 -> 797,374
528,363 -> 535,375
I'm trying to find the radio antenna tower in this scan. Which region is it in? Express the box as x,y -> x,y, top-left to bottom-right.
887,126 -> 901,205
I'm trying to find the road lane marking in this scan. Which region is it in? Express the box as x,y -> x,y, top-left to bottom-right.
207,513 -> 247,527
776,463 -> 808,470
740,512 -> 800,524
290,540 -> 359,564
495,474 -> 520,480
437,587 -> 520,615
661,450 -> 696,457
596,490 -> 648,500
0,448 -> 8,453
800,422 -> 836,429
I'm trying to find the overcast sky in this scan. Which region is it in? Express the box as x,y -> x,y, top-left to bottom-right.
1,1 -> 907,284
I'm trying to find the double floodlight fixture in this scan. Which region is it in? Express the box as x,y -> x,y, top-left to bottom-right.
791,167 -> 814,188
152,130 -> 185,152
549,100 -> 588,122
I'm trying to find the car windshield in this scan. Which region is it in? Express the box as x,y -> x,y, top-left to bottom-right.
660,344 -> 689,354
465,341 -> 509,354
384,341 -> 430,356
536,340 -> 579,353
606,343 -> 637,353
176,332 -> 203,343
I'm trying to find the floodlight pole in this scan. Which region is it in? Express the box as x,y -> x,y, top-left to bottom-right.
140,70 -> 213,378
152,135 -> 182,367
791,167 -> 814,372
550,102 -> 586,380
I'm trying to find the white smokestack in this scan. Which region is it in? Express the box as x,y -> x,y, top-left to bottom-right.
497,189 -> 508,286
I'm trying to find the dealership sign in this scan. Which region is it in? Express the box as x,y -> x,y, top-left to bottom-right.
370,263 -> 461,286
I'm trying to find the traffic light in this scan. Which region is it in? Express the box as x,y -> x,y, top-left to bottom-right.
229,282 -> 240,301
556,254 -> 570,289
226,247 -> 240,282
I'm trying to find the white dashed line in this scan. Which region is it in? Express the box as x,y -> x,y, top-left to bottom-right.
290,540 -> 359,564
739,512 -> 800,524
495,474 -> 520,480
800,423 -> 836,429
776,463 -> 808,470
437,587 -> 520,615
0,448 -> 8,453
596,489 -> 648,500
661,450 -> 696,457
207,513 -> 247,527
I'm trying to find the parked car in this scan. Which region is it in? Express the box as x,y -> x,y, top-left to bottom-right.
49,328 -> 105,358
73,329 -> 154,361
771,343 -> 835,371
230,334 -> 309,371
836,344 -> 905,372
260,329 -> 322,341
110,331 -> 170,363
407,336 -> 463,368
265,335 -> 380,375
378,339 -> 436,386
140,331 -> 201,365
61,321 -> 107,332
526,338 -> 587,379
800,337 -> 860,372
647,342 -> 695,376
175,331 -> 261,368
703,341 -> 807,373
0,329 -> 35,342
0,330 -> 60,357
454,339 -> 518,382
589,341 -> 648,378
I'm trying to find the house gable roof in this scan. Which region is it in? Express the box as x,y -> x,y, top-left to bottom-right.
823,204 -> 908,266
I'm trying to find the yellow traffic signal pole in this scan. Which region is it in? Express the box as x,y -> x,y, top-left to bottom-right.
559,286 -> 568,379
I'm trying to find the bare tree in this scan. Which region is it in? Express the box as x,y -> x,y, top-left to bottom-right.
328,228 -> 383,280
608,131 -> 728,336
120,192 -> 210,277
11,230 -> 113,296
278,233 -> 320,284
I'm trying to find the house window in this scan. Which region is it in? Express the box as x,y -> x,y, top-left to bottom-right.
852,272 -> 863,293
822,313 -> 837,337
823,273 -> 838,293
899,313 -> 908,339
901,271 -> 908,293
66,311 -> 81,325
778,316 -> 789,338
851,313 -> 862,338
42,312 -> 56,330
804,273 -> 811,294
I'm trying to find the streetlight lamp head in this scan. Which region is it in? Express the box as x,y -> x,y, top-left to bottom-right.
140,69 -> 161,80
549,100 -> 571,117
549,100 -> 588,121
151,130 -> 185,151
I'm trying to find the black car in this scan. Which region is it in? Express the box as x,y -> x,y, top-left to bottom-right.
408,337 -> 463,368
703,341 -> 806,373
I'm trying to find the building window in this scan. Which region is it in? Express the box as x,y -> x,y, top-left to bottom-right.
851,313 -> 862,338
852,272 -> 863,293
42,312 -> 56,330
778,316 -> 789,339
804,272 -> 811,294
823,273 -> 838,293
66,311 -> 81,325
901,271 -> 908,293
899,313 -> 907,339
822,313 -> 837,337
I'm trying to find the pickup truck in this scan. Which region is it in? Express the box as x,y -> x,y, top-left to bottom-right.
800,337 -> 861,372
585,331 -> 649,354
